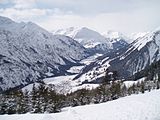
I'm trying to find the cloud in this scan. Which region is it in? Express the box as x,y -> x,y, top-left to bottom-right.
0,0 -> 73,22
12,0 -> 36,9
0,0 -> 160,34
0,8 -> 50,21
37,0 -> 138,15
0,0 -> 10,4
37,6 -> 160,34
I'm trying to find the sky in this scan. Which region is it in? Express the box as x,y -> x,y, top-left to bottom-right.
0,0 -> 160,34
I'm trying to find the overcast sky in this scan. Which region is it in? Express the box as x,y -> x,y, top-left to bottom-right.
0,0 -> 160,34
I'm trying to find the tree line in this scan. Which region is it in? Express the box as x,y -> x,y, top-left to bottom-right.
0,77 -> 159,114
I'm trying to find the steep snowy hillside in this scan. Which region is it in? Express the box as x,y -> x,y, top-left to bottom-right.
108,28 -> 160,77
53,27 -> 113,53
1,90 -> 160,120
128,32 -> 149,41
0,16 -> 89,92
74,27 -> 160,82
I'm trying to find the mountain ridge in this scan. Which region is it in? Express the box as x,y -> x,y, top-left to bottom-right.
53,27 -> 129,53
73,27 -> 160,82
0,16 -> 89,92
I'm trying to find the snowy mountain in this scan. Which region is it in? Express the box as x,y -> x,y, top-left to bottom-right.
0,16 -> 89,92
1,90 -> 160,120
53,27 -> 111,47
103,30 -> 148,44
53,27 -> 111,53
74,27 -> 160,82
102,30 -> 129,50
53,27 -> 129,53
53,27 -> 79,39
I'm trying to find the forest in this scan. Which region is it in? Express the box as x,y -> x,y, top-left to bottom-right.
0,60 -> 160,114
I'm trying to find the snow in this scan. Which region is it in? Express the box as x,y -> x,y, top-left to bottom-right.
133,32 -> 153,51
44,75 -> 77,94
67,54 -> 103,74
132,29 -> 160,51
53,27 -> 113,49
44,75 -> 99,94
67,66 -> 84,74
0,16 -> 89,91
70,84 -> 99,93
76,56 -> 110,83
42,54 -> 103,93
53,27 -> 80,38
44,75 -> 76,85
22,75 -> 79,94
128,32 -> 149,41
20,53 -> 102,94
83,42 -> 101,48
22,83 -> 40,92
1,90 -> 160,120
124,77 -> 146,87
80,53 -> 103,65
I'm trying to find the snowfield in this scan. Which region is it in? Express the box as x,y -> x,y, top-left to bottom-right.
1,90 -> 160,120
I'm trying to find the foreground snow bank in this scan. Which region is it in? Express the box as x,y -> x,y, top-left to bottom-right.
1,90 -> 160,120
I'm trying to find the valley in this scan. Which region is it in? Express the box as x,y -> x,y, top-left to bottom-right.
1,0 -> 160,119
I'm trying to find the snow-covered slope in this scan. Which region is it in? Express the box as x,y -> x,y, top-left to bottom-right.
53,27 -> 79,38
53,27 -> 111,47
128,32 -> 149,41
1,90 -> 160,120
53,27 -> 114,53
74,27 -> 160,82
107,28 -> 160,77
0,16 -> 89,92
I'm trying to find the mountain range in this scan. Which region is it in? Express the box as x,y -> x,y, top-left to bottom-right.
53,27 -> 129,53
0,16 -> 159,92
74,27 -> 160,83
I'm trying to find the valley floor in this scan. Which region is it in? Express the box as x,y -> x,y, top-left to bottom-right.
1,90 -> 160,120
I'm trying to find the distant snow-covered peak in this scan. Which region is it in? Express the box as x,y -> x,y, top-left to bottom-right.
53,27 -> 113,49
102,30 -> 126,39
53,27 -> 103,40
53,27 -> 80,38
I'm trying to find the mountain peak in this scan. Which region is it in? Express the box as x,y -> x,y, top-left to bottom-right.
52,27 -> 130,50
80,27 -> 92,31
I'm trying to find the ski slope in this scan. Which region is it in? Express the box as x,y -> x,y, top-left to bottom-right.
1,90 -> 160,120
